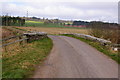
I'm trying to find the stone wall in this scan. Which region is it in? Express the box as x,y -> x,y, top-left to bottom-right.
62,33 -> 119,52
24,32 -> 47,42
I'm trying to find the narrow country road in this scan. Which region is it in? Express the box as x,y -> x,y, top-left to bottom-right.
32,35 -> 118,78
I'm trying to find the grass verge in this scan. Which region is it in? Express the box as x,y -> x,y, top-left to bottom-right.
2,37 -> 53,78
61,34 -> 120,64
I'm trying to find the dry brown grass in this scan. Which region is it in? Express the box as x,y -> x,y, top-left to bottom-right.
2,28 -> 14,38
17,27 -> 88,34
2,27 -> 26,52
88,22 -> 119,44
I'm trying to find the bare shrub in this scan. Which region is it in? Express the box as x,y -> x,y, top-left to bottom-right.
89,21 -> 119,44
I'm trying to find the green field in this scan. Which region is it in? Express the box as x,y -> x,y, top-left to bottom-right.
25,21 -> 44,27
25,21 -> 44,24
25,20 -> 65,28
24,20 -> 87,29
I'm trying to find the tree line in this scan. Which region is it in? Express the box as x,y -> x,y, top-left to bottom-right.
72,21 -> 89,26
1,16 -> 25,26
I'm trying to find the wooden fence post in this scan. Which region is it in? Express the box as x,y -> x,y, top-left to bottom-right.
19,36 -> 23,45
4,46 -> 7,52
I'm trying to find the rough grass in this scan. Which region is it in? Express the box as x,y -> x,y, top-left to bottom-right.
2,37 -> 53,78
2,27 -> 16,39
16,27 -> 88,35
62,34 -> 119,64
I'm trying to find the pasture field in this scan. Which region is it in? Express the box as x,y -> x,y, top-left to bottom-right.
25,21 -> 44,23
24,20 -> 87,29
25,21 -> 44,27
17,27 -> 89,34
25,20 -> 65,28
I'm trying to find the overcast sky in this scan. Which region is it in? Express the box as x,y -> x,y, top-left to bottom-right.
0,0 -> 119,23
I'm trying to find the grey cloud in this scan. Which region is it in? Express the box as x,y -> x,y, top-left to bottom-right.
1,1 -> 118,23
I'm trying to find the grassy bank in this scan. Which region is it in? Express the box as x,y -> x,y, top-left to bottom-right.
2,37 -> 53,78
62,34 -> 119,64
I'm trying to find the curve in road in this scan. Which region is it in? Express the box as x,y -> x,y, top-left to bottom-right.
32,35 -> 118,78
